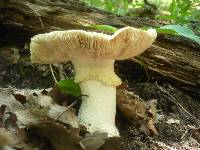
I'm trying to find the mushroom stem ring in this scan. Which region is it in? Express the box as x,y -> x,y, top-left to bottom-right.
73,58 -> 119,136
30,27 -> 157,137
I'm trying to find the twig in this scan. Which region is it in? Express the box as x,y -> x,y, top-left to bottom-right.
55,100 -> 78,120
133,57 -> 150,81
155,83 -> 200,127
26,3 -> 45,29
181,128 -> 189,140
49,64 -> 58,83
150,140 -> 177,150
55,95 -> 88,120
58,64 -> 65,80
34,11 -> 44,28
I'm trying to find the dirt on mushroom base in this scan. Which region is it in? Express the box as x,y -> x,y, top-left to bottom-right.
0,49 -> 200,150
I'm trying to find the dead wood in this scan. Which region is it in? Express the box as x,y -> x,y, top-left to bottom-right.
0,0 -> 200,97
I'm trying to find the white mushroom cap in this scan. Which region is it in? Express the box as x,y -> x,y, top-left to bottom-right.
30,27 -> 157,63
30,27 -> 157,136
112,27 -> 157,60
30,27 -> 157,85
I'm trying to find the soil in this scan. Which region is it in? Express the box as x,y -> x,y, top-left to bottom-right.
0,46 -> 200,150
118,82 -> 200,150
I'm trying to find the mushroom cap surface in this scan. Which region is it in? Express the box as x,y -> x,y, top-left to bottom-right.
30,27 -> 157,64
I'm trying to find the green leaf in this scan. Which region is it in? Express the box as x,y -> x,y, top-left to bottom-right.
57,78 -> 81,97
160,25 -> 200,45
140,27 -> 177,35
155,28 -> 177,35
86,24 -> 118,33
169,0 -> 176,15
105,1 -> 113,11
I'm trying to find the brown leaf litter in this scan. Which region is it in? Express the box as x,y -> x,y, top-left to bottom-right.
117,88 -> 158,136
0,128 -> 13,147
28,121 -> 84,150
0,87 -> 123,150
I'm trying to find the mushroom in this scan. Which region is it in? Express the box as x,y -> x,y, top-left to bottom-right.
30,27 -> 157,137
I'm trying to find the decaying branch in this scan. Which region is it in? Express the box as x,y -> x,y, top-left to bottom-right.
0,0 -> 200,98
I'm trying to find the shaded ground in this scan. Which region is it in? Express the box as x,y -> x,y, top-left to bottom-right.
0,47 -> 200,150
119,82 -> 200,150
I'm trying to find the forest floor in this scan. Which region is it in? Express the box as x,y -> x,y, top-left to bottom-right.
0,47 -> 200,150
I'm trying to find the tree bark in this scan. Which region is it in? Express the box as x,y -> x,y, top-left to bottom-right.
0,0 -> 200,98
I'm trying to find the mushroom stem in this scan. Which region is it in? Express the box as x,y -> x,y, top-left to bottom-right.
78,80 -> 119,137
30,27 -> 157,137
72,58 -> 120,137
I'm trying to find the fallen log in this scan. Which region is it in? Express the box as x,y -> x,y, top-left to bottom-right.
0,0 -> 200,98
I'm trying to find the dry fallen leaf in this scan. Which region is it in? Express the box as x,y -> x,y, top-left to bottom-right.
166,118 -> 180,124
0,88 -> 24,112
0,105 -> 6,128
1,87 -> 123,150
15,108 -> 47,126
13,93 -> 27,105
146,99 -> 158,135
190,126 -> 200,143
49,85 -> 72,105
14,92 -> 79,128
56,108 -> 79,128
1,128 -> 44,150
10,88 -> 83,149
98,137 -> 123,150
117,89 -> 158,135
81,133 -> 123,150
81,133 -> 107,150
0,128 -> 13,147
28,121 -> 84,150
11,128 -> 34,150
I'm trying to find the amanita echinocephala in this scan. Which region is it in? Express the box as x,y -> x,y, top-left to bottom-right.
30,27 -> 157,137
